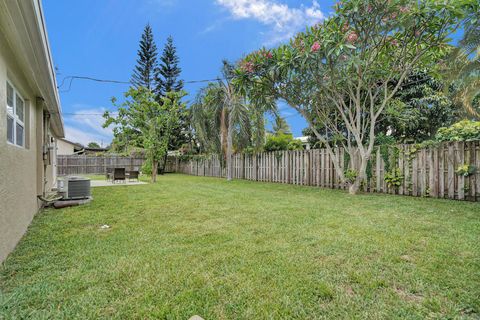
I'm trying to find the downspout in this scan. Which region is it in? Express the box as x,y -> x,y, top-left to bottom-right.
42,110 -> 50,197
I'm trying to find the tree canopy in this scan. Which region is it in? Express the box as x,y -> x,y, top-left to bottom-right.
234,0 -> 470,194
87,142 -> 100,149
156,36 -> 183,98
104,88 -> 186,182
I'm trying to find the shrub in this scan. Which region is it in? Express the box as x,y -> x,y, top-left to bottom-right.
287,139 -> 303,150
264,133 -> 303,151
435,120 -> 480,142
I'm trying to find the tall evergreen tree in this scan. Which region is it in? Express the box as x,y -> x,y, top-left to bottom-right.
155,35 -> 188,160
131,24 -> 159,91
156,36 -> 183,97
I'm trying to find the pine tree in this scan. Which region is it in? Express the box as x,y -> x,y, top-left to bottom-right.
156,36 -> 183,97
131,24 -> 159,91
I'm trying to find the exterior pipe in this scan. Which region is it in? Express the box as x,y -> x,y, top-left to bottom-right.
42,109 -> 50,197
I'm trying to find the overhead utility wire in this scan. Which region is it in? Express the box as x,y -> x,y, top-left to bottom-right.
58,73 -> 433,93
58,75 -> 231,93
56,74 -> 432,118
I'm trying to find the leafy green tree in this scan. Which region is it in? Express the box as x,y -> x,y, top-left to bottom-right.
156,36 -> 183,97
235,0 -> 467,194
378,71 -> 461,142
302,126 -> 321,148
131,24 -> 159,91
87,142 -> 100,148
302,71 -> 462,145
103,88 -> 186,182
302,125 -> 347,149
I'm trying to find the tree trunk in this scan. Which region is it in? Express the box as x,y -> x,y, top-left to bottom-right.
348,178 -> 362,195
159,153 -> 168,175
220,108 -> 228,159
152,161 -> 158,183
226,113 -> 233,181
348,151 -> 371,195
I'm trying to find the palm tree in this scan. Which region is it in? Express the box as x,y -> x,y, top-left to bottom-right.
448,6 -> 479,117
191,60 -> 279,180
191,61 -> 253,180
271,116 -> 292,135
190,84 -> 224,156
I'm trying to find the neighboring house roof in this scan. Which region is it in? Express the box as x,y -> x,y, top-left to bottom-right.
84,147 -> 109,152
295,136 -> 310,143
0,0 -> 64,137
58,138 -> 84,151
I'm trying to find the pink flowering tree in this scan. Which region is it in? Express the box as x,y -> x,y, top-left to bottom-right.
234,0 -> 470,194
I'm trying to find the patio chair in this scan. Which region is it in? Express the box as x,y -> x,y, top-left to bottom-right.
128,170 -> 139,182
105,167 -> 113,180
113,168 -> 126,183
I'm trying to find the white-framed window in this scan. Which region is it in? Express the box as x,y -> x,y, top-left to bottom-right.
6,81 -> 25,147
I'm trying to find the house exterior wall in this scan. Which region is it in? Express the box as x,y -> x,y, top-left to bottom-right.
0,26 -> 57,263
57,139 -> 75,155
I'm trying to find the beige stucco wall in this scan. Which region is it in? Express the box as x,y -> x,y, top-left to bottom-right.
57,139 -> 75,155
0,30 -> 55,263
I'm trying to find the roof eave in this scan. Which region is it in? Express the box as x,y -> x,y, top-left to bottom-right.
1,0 -> 64,137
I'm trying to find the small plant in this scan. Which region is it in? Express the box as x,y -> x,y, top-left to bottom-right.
384,168 -> 404,189
424,187 -> 430,198
344,169 -> 358,184
455,164 -> 477,177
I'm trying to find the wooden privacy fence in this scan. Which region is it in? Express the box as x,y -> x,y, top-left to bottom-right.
57,155 -> 145,175
172,141 -> 480,201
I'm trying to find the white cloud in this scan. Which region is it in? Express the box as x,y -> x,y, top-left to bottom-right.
200,18 -> 228,35
215,0 -> 325,44
63,105 -> 113,146
64,125 -> 109,147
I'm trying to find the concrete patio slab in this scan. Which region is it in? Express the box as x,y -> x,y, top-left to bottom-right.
90,180 -> 147,187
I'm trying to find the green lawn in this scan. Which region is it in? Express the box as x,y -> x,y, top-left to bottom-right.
78,174 -> 106,180
1,174 -> 479,319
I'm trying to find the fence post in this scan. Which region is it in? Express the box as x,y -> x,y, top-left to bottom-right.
447,143 -> 455,199
457,141 -> 465,200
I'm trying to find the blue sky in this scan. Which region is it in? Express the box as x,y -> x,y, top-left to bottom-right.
44,0 -> 336,146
